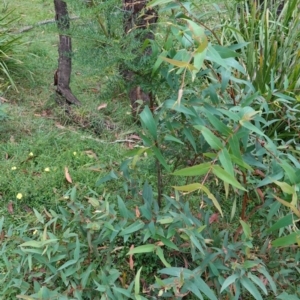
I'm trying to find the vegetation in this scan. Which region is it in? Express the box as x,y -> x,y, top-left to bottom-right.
0,0 -> 299,299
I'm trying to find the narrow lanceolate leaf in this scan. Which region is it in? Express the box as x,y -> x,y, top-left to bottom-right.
219,148 -> 234,177
195,125 -> 223,150
212,165 -> 246,191
239,120 -> 265,137
127,244 -> 156,255
156,247 -> 171,267
220,274 -> 239,293
147,0 -> 173,8
174,183 -> 223,217
271,231 -> 300,247
134,267 -> 143,295
267,214 -> 294,232
240,220 -> 252,238
140,106 -> 157,140
273,194 -> 300,218
240,276 -> 263,300
247,272 -> 268,295
173,162 -> 211,176
173,183 -> 202,193
160,57 -> 197,70
152,146 -> 170,172
273,181 -> 295,194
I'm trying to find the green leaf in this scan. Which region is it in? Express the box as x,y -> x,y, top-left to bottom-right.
135,267 -> 143,295
120,221 -> 145,236
157,217 -> 174,224
220,274 -> 239,293
212,165 -> 246,191
243,260 -> 260,269
74,237 -> 80,261
20,239 -> 58,248
219,148 -> 234,177
155,235 -> 179,251
192,50 -> 207,81
240,276 -> 263,300
257,267 -> 277,294
96,170 -> 118,186
212,45 -> 240,58
140,106 -> 157,140
240,220 -> 252,238
267,214 -> 294,232
272,231 -> 300,247
248,272 -> 268,295
195,125 -> 223,150
117,196 -> 132,219
152,146 -> 170,171
152,50 -> 167,76
206,45 -> 230,69
173,183 -> 202,193
33,208 -> 44,224
280,161 -> 298,184
58,259 -> 77,271
183,127 -> 197,152
174,183 -> 223,216
204,110 -> 232,136
239,120 -> 265,137
147,0 -> 173,7
127,244 -> 156,255
173,162 -> 211,176
164,134 -> 184,145
156,247 -> 171,267
195,276 -> 218,300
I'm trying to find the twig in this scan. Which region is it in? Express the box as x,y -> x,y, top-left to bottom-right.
16,16 -> 79,33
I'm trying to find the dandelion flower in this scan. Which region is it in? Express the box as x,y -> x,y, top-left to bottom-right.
44,167 -> 50,172
16,193 -> 23,200
11,166 -> 17,170
29,152 -> 34,157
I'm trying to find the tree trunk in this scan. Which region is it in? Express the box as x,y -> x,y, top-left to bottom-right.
54,0 -> 80,106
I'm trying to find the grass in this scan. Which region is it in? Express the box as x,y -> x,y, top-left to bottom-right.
0,0 -> 139,217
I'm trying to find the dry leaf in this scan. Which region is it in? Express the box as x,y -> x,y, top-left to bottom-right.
129,245 -> 134,270
0,96 -> 8,102
97,103 -> 107,110
7,201 -> 13,214
126,142 -> 134,149
55,123 -> 65,129
84,150 -> 98,159
135,206 -> 140,218
209,213 -> 219,224
64,167 -> 72,183
127,134 -> 141,140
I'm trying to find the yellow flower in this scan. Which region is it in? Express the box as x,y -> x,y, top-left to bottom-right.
29,152 -> 34,157
44,167 -> 50,172
16,193 -> 23,200
11,166 -> 17,170
73,151 -> 77,156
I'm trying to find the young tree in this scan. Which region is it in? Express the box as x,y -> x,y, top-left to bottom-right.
54,0 -> 80,107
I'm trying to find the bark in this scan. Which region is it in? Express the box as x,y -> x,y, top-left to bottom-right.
54,0 -> 80,106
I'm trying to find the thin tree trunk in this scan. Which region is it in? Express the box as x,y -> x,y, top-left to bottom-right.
54,0 -> 80,106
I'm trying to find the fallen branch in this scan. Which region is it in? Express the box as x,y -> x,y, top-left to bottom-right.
16,16 -> 79,33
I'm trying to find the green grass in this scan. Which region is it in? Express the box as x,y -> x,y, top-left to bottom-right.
0,0 -> 139,216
